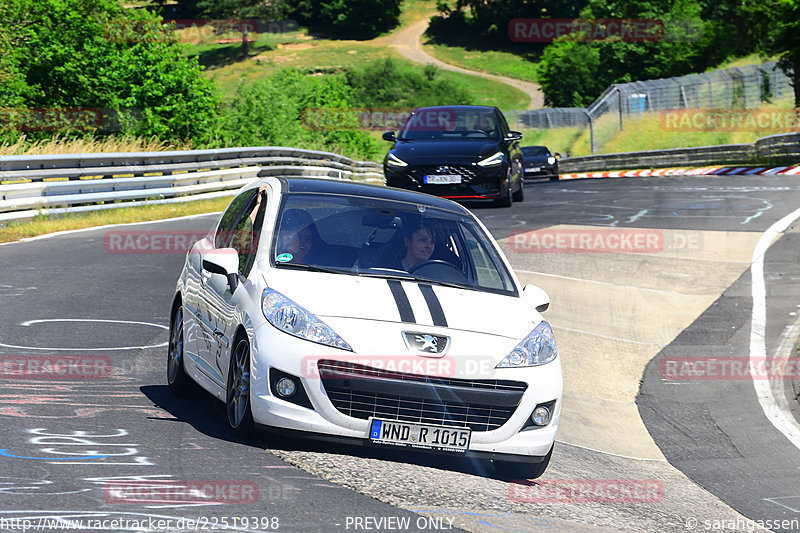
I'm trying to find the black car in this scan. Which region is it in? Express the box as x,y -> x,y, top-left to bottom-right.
521,145 -> 560,180
382,106 -> 525,207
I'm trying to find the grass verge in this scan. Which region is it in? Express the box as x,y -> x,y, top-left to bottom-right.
0,196 -> 233,244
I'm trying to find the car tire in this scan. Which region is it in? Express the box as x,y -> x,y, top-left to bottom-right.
493,444 -> 553,479
226,333 -> 255,438
167,304 -> 191,396
512,178 -> 525,202
495,176 -> 513,208
549,174 -> 560,181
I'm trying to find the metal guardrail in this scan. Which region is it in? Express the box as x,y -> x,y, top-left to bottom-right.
0,147 -> 384,223
558,133 -> 800,173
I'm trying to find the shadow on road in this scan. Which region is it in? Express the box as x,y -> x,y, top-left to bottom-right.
141,383 -> 502,479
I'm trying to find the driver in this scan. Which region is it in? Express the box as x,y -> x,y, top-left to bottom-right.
278,209 -> 315,264
400,224 -> 436,271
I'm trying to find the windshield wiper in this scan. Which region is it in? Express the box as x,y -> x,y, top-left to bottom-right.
273,263 -> 348,275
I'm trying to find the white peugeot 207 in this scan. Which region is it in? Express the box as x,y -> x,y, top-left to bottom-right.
167,176 -> 562,478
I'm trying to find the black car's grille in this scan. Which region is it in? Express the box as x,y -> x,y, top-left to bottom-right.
408,165 -> 480,183
318,359 -> 527,432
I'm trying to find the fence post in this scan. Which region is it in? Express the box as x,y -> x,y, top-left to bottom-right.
584,110 -> 596,154
618,87 -> 623,131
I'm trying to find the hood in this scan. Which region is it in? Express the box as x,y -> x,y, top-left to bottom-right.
265,268 -> 536,339
390,140 -> 500,162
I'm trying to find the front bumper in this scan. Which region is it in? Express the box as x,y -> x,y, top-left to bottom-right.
384,163 -> 508,200
523,164 -> 558,178
249,323 -> 562,460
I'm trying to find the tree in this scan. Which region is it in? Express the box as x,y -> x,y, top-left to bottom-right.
536,37 -> 604,106
293,0 -> 402,39
747,0 -> 800,107
0,0 -> 219,141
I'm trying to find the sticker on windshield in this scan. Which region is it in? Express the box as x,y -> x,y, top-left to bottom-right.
276,253 -> 293,263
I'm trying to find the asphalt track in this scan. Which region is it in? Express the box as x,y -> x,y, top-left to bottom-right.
0,174 -> 799,532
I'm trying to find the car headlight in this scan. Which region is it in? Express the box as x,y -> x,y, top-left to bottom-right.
477,151 -> 504,167
262,288 -> 352,351
547,156 -> 556,165
497,321 -> 558,368
386,153 -> 408,167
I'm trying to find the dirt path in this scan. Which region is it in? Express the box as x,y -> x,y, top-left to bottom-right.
387,17 -> 544,110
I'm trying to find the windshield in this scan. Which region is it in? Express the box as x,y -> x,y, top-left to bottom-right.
397,108 -> 501,141
270,193 -> 516,295
522,146 -> 550,156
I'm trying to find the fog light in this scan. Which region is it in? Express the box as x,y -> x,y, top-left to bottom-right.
276,377 -> 296,398
531,405 -> 551,426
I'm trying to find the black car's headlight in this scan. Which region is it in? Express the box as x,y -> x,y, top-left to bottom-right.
477,151 -> 504,167
262,289 -> 352,351
386,153 -> 408,168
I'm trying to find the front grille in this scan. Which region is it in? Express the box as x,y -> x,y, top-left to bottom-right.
318,359 -> 526,432
408,165 -> 480,183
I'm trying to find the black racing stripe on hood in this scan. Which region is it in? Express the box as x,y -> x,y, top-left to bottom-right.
387,280 -> 416,323
419,284 -> 447,327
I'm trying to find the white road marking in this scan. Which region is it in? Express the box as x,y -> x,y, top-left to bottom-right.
515,270 -> 687,297
627,209 -> 648,223
750,207 -> 800,449
0,318 -> 167,351
555,440 -> 668,462
553,325 -> 666,347
0,212 -> 221,247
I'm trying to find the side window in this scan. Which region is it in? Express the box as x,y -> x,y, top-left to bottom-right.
460,225 -> 512,291
496,110 -> 510,136
235,189 -> 268,277
215,190 -> 257,249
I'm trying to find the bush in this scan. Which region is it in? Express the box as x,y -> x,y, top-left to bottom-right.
0,0 -> 219,143
346,58 -> 471,108
216,69 -> 383,161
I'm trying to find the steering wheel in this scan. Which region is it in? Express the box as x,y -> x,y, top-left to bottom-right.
407,259 -> 456,274
407,260 -> 468,285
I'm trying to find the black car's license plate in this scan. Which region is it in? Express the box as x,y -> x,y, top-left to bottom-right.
423,174 -> 462,184
368,418 -> 470,452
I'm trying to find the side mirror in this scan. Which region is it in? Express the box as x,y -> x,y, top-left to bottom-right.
382,131 -> 397,142
522,284 -> 550,312
506,131 -> 523,142
202,248 -> 240,293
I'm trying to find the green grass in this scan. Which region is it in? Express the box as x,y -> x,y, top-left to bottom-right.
531,104 -> 798,159
519,127 -> 584,157
0,196 -> 233,243
425,43 -> 540,83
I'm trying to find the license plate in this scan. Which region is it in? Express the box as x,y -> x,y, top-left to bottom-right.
368,418 -> 470,452
424,174 -> 462,184
528,166 -> 541,172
